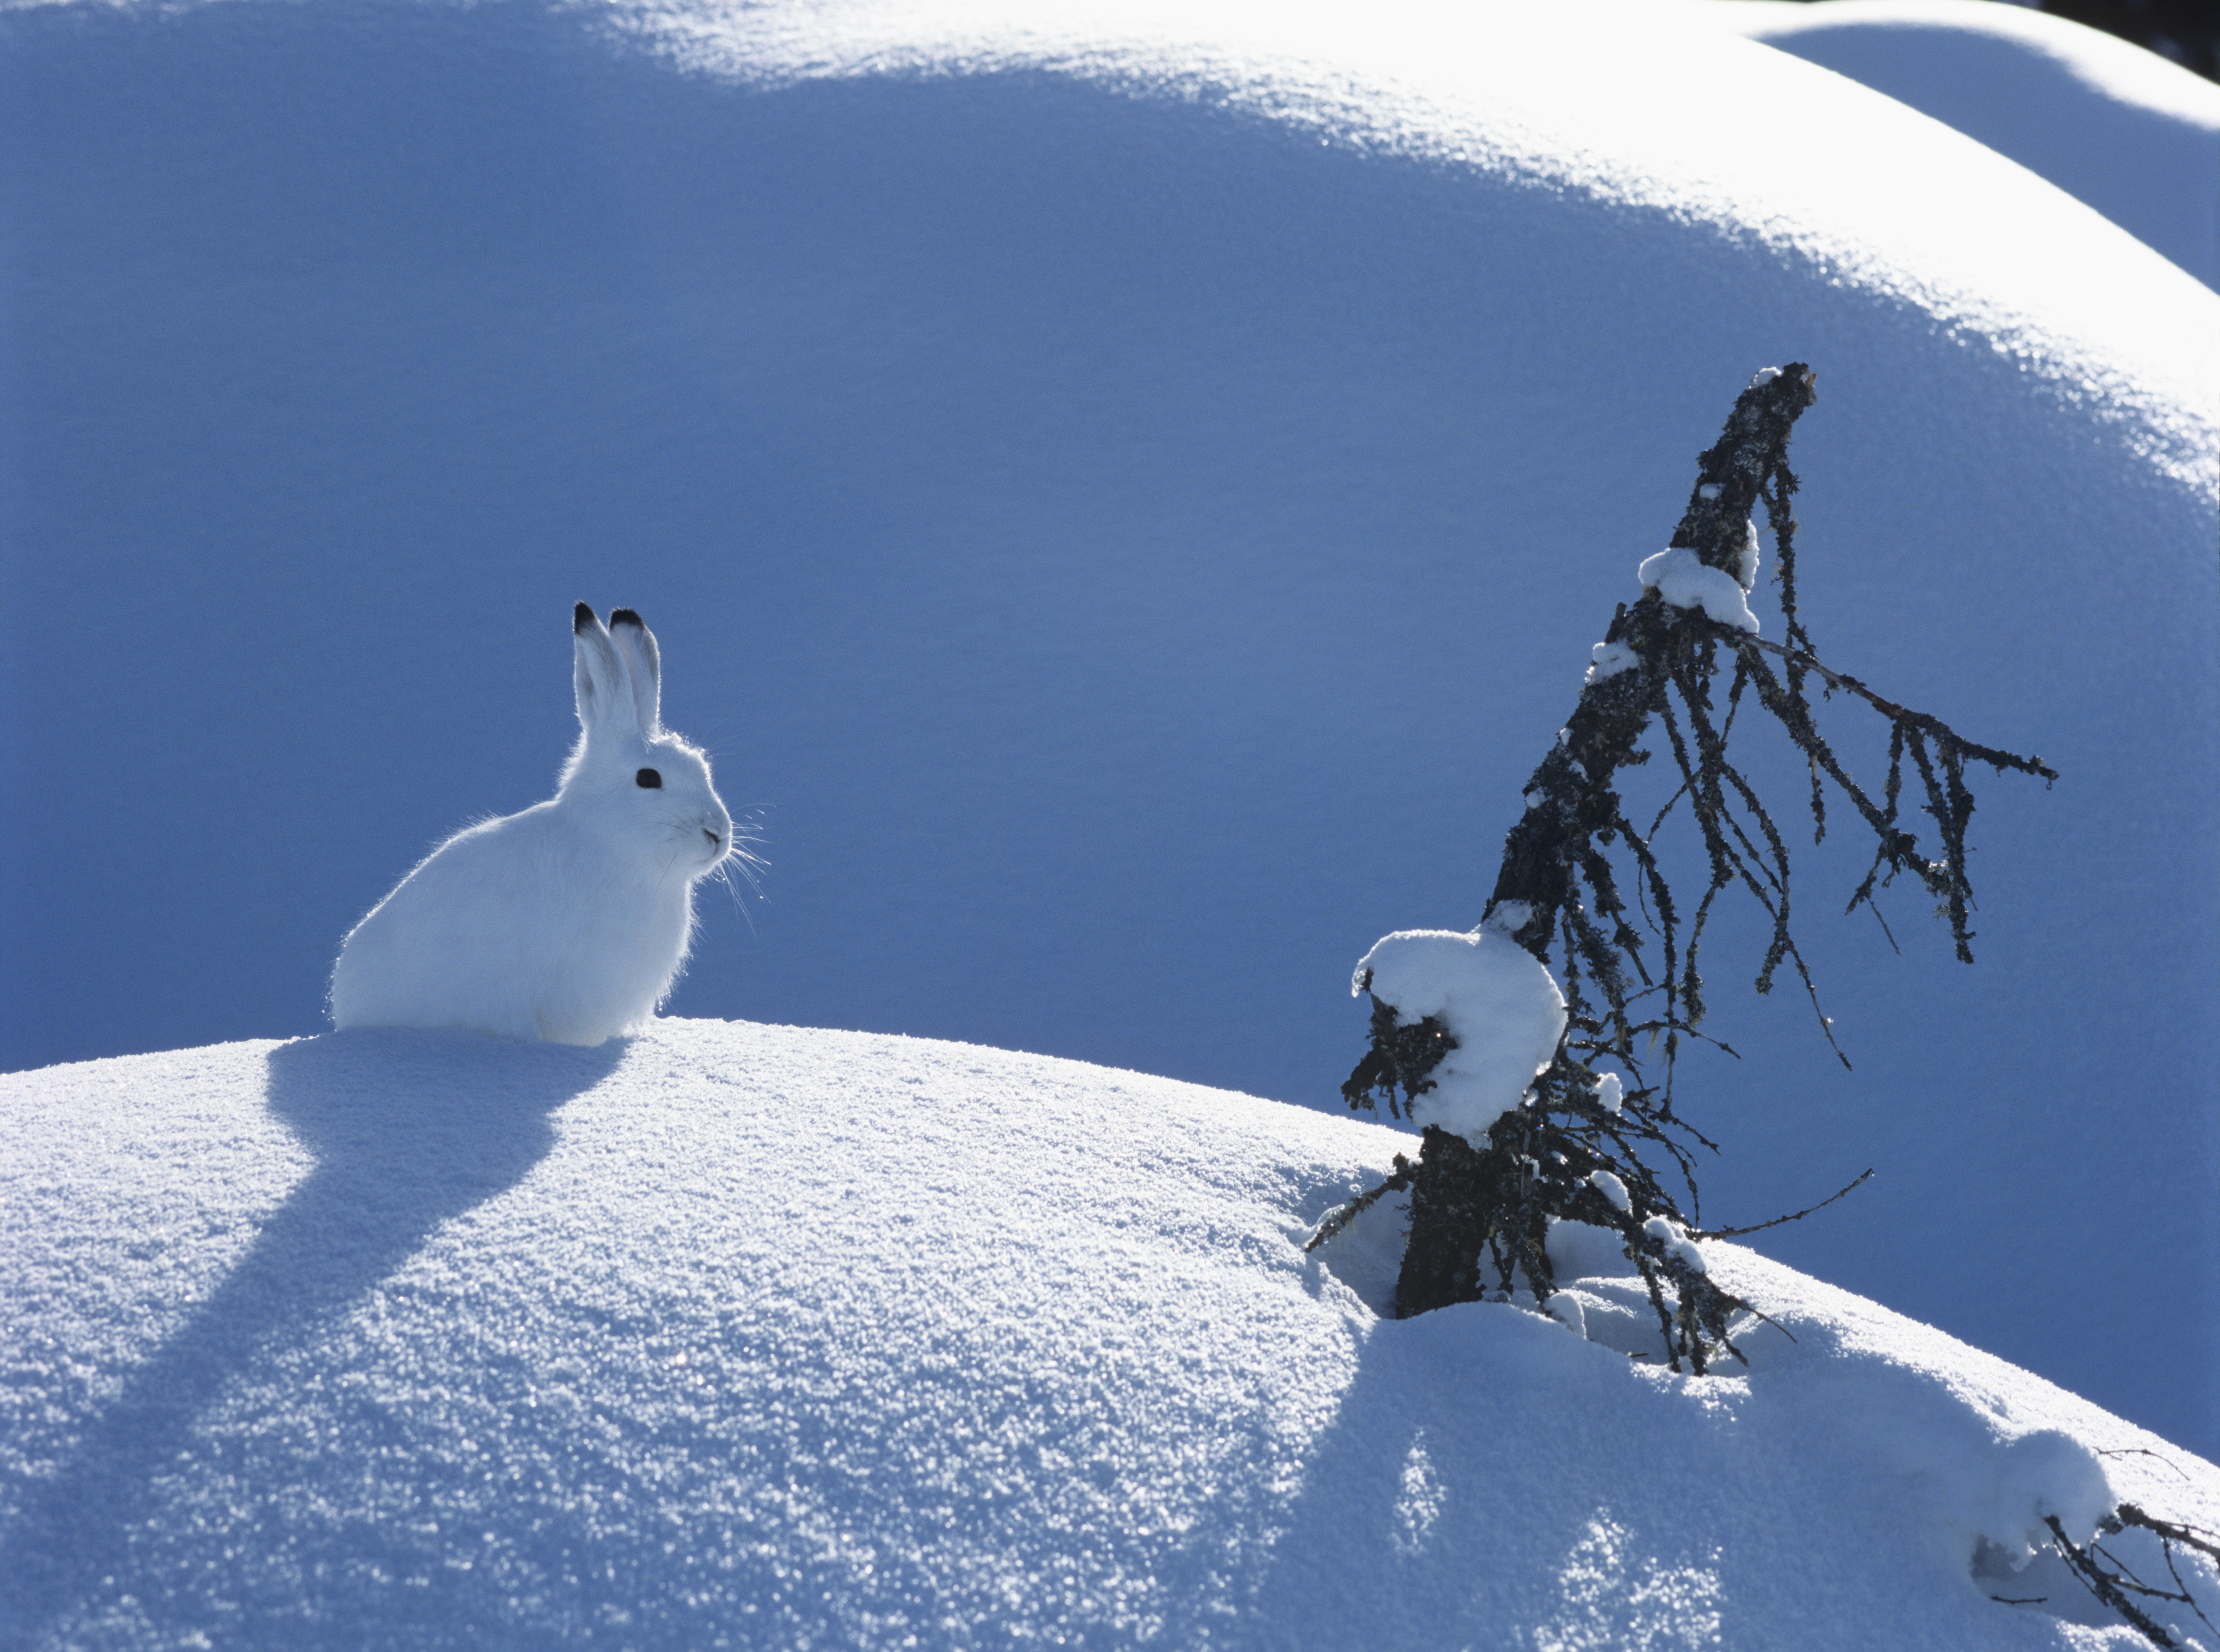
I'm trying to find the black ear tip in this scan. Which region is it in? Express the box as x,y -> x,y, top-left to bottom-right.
573,601 -> 597,634
609,607 -> 644,630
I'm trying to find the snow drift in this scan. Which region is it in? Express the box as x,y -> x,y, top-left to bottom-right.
1,1020 -> 2214,1649
0,0 -> 2213,1456
1692,0 -> 2220,288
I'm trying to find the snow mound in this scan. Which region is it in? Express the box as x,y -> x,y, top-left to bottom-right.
1,0 -> 2215,1458
2,1020 -> 2214,1649
1690,0 -> 2220,288
1354,929 -> 1568,1143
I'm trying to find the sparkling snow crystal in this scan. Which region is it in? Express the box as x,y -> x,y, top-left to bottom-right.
1354,929 -> 1568,1146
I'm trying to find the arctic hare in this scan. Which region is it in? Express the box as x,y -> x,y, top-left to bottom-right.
330,604 -> 733,1044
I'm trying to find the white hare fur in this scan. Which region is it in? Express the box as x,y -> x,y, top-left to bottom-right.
331,604 -> 733,1045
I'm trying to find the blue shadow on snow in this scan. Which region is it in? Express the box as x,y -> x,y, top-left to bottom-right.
0,1030 -> 622,1650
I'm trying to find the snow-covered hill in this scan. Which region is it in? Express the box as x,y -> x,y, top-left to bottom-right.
1,0 -> 2213,1459
1692,0 -> 2220,288
2,1020 -> 2214,1649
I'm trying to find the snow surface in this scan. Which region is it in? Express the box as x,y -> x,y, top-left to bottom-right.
1354,928 -> 1568,1144
2,1019 -> 2216,1649
1,0 -> 2214,1458
1687,0 -> 2220,288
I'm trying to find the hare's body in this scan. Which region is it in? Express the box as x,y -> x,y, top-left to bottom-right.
331,605 -> 731,1046
331,802 -> 698,1043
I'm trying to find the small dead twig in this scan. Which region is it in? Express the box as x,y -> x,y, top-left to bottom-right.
1305,1156 -> 1416,1253
2045,1512 -> 2206,1650
1689,1169 -> 1873,1239
2099,1450 -> 2192,1481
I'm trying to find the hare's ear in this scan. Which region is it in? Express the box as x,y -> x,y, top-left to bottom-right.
607,608 -> 663,735
572,602 -> 639,740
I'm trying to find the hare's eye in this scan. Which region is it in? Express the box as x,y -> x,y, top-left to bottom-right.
636,768 -> 663,790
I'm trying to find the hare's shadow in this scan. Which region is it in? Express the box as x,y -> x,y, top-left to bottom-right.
0,1029 -> 623,1648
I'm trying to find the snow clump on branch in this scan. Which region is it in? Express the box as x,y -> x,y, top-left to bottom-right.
1642,1214 -> 1709,1276
1638,545 -> 1761,633
1584,640 -> 1638,684
1352,929 -> 1567,1147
